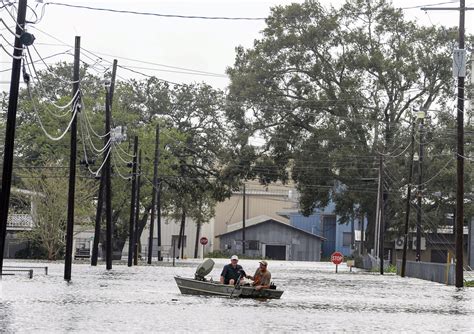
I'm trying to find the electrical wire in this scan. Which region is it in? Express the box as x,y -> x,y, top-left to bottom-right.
111,152 -> 132,180
0,43 -> 23,59
44,2 -> 266,20
26,82 -> 81,141
111,142 -> 133,165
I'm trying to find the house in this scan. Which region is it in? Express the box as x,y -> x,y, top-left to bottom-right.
217,216 -> 324,261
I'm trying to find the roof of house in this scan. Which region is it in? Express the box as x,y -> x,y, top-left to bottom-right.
218,216 -> 326,240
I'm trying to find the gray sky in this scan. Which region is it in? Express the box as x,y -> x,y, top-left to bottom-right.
1,0 -> 473,90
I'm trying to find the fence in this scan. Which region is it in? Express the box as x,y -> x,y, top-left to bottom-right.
355,254 -> 389,271
396,260 -> 455,285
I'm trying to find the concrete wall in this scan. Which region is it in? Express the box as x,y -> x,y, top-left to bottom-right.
396,260 -> 455,286
219,221 -> 322,261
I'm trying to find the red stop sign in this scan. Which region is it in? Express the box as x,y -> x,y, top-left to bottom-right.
200,237 -> 208,245
331,251 -> 344,265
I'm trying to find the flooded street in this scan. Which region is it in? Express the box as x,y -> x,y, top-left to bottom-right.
0,259 -> 473,333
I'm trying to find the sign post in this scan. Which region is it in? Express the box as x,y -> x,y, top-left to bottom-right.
200,237 -> 208,259
331,251 -> 344,273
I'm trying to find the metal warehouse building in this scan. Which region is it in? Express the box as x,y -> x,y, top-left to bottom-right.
217,216 -> 324,261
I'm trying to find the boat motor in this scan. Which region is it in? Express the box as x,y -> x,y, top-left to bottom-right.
194,258 -> 215,281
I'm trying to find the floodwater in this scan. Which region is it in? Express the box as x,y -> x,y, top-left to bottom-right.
0,258 -> 473,333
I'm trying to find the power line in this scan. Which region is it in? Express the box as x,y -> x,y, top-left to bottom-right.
44,2 -> 266,21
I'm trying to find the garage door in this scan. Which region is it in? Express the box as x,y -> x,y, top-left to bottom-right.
265,245 -> 286,260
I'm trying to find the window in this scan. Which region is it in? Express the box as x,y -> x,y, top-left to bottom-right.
172,235 -> 186,247
342,232 -> 352,247
247,240 -> 259,250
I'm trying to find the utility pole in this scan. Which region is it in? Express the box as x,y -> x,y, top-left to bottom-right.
378,155 -> 385,275
360,213 -> 365,255
415,110 -> 425,262
127,136 -> 138,267
401,121 -> 416,277
242,183 -> 246,255
104,85 -> 113,270
134,150 -> 142,265
0,0 -> 27,274
421,2 -> 473,287
148,124 -> 160,264
374,166 -> 381,259
156,179 -> 162,261
64,36 -> 81,281
91,59 -> 117,266
91,172 -> 104,266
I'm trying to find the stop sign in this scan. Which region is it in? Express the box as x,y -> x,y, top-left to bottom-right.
331,251 -> 344,265
200,237 -> 208,245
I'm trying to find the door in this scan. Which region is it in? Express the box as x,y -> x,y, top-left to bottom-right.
265,245 -> 286,260
431,249 -> 447,263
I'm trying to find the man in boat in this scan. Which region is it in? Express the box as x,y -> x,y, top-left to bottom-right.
246,260 -> 271,290
220,255 -> 245,285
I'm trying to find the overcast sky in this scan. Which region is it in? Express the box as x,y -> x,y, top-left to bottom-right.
1,0 -> 473,91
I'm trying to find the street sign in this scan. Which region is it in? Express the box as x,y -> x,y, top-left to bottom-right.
200,237 -> 208,246
331,251 -> 344,265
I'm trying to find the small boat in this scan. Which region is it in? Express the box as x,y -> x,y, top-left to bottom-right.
174,259 -> 284,299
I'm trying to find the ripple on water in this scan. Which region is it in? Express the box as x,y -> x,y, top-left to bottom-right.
0,259 -> 472,333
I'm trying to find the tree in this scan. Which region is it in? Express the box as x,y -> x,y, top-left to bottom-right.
22,166 -> 95,260
226,0 -> 466,249
112,80 -> 240,256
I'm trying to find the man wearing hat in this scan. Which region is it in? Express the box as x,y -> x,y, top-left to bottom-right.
246,260 -> 271,290
220,255 -> 245,285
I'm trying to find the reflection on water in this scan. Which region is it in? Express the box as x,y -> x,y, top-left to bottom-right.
0,259 -> 473,332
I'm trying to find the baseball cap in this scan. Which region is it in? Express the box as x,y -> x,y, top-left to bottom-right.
259,260 -> 268,266
230,255 -> 239,260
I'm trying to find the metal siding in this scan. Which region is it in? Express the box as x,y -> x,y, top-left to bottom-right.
219,221 -> 322,261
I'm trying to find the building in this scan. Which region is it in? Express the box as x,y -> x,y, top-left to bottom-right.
391,226 -> 470,265
279,201 -> 367,258
213,181 -> 297,249
217,216 -> 324,261
133,215 -> 214,260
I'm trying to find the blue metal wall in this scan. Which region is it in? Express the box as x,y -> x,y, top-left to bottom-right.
288,201 -> 367,258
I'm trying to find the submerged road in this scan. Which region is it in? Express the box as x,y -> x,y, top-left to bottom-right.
0,259 -> 473,332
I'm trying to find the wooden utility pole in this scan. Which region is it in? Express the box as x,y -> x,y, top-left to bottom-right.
421,0 -> 473,288
0,0 -> 27,274
91,173 -> 104,266
401,121 -> 416,277
134,149 -> 142,265
378,155 -> 385,275
104,86 -> 113,270
91,59 -> 117,266
360,213 -> 365,254
127,136 -> 138,267
64,36 -> 81,281
242,183 -> 246,255
156,178 -> 162,261
416,111 -> 425,262
148,124 -> 160,264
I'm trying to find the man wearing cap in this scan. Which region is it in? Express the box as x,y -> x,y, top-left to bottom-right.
220,255 -> 245,285
246,260 -> 271,290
